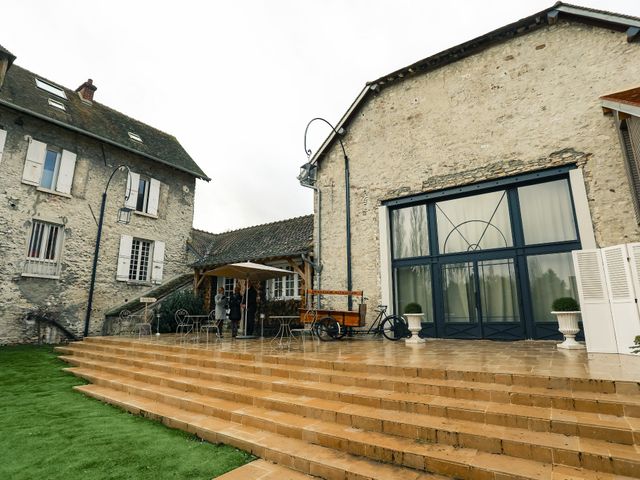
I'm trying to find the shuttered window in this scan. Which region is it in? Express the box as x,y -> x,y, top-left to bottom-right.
125,172 -> 160,216
116,235 -> 165,284
21,139 -> 77,195
620,119 -> 640,223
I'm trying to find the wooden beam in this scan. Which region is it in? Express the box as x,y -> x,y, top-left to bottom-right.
193,269 -> 201,292
204,277 -> 212,311
286,258 -> 305,278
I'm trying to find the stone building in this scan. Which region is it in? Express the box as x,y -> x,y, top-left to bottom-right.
302,3 -> 640,340
0,45 -> 209,344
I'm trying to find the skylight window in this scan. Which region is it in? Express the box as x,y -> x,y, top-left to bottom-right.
48,98 -> 66,111
35,78 -> 67,99
128,132 -> 143,143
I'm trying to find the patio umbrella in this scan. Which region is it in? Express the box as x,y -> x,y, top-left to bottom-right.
206,262 -> 292,338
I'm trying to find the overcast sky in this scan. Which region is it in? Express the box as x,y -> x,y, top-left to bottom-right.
3,1 -> 639,233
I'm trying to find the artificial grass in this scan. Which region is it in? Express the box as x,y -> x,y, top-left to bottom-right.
0,345 -> 254,480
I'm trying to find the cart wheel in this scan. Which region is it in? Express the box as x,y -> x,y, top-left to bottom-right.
381,315 -> 409,341
315,316 -> 341,341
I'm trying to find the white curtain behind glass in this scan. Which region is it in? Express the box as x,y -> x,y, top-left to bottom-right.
392,206 -> 429,258
396,265 -> 433,322
518,180 -> 577,245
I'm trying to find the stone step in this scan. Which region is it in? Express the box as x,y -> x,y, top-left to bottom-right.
81,337 -> 639,396
58,343 -> 640,418
74,383 -> 447,480
60,353 -> 640,447
66,366 -> 640,478
215,459 -> 316,479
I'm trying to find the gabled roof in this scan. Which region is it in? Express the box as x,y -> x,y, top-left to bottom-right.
0,62 -> 209,181
191,215 -> 314,269
309,2 -> 640,166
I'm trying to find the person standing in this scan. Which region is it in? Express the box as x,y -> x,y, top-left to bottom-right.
244,281 -> 258,336
228,285 -> 242,338
214,287 -> 227,337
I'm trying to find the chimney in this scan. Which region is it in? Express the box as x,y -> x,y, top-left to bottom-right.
0,44 -> 16,90
76,78 -> 97,102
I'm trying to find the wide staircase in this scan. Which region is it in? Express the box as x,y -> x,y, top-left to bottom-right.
56,337 -> 640,480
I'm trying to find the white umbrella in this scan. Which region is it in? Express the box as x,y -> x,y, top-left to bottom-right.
207,262 -> 292,338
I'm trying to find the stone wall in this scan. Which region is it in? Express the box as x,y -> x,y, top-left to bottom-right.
316,21 -> 640,318
0,106 -> 196,343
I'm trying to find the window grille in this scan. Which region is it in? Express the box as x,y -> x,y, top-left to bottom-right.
129,238 -> 152,281
23,220 -> 63,277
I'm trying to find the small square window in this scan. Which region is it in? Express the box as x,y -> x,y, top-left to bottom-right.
35,78 -> 67,99
48,98 -> 66,111
128,132 -> 143,143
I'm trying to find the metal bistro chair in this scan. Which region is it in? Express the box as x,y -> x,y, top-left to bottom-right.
135,308 -> 153,338
200,310 -> 221,347
174,308 -> 193,344
117,309 -> 131,336
290,308 -> 319,347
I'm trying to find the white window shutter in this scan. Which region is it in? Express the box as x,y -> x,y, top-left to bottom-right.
602,245 -> 638,354
55,149 -> 77,195
572,249 -> 618,353
602,245 -> 634,303
116,235 -> 133,281
147,178 -> 160,216
151,240 -> 165,284
0,129 -> 7,165
125,172 -> 139,209
22,139 -> 47,186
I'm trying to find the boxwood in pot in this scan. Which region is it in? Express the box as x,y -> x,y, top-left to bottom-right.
404,302 -> 423,314
551,297 -> 580,312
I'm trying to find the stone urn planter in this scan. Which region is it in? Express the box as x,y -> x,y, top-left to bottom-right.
552,297 -> 585,350
403,303 -> 425,345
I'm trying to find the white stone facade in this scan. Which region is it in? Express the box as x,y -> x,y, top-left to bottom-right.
315,21 -> 640,321
0,106 -> 196,343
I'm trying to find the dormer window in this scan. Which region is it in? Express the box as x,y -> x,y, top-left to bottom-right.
35,78 -> 67,99
48,98 -> 66,111
128,132 -> 143,143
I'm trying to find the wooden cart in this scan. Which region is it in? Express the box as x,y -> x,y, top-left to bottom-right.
300,289 -> 367,340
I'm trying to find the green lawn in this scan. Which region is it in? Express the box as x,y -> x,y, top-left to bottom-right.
0,345 -> 253,480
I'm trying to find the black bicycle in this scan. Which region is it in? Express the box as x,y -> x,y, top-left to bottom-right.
313,304 -> 409,341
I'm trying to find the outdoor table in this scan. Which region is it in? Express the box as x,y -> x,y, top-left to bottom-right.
269,316 -> 298,349
184,314 -> 210,344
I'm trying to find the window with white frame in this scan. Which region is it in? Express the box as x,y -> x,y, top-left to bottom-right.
267,266 -> 300,300
129,238 -> 152,281
116,235 -> 165,284
23,220 -> 64,278
223,277 -> 235,296
126,172 -> 160,216
21,139 -> 77,195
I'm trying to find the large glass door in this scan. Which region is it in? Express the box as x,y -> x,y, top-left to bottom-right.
441,257 -> 524,339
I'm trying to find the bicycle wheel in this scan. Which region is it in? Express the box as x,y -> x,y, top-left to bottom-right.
381,315 -> 409,341
314,316 -> 341,341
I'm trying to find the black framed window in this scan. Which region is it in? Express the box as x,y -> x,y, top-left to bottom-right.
387,167 -> 582,340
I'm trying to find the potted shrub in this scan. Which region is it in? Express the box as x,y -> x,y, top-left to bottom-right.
551,297 -> 584,350
403,302 -> 425,345
631,335 -> 640,355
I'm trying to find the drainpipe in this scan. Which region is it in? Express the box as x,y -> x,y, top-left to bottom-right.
302,118 -> 353,310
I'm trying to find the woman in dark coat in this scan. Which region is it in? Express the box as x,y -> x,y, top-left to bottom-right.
228,285 -> 243,338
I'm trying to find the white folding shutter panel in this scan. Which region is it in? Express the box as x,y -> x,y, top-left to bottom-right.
147,178 -> 160,216
124,172 -> 139,210
116,235 -> 133,281
55,149 -> 77,194
602,245 -> 637,354
622,243 -> 640,354
151,241 -> 165,284
0,129 -> 7,165
22,139 -> 47,186
572,249 -> 617,353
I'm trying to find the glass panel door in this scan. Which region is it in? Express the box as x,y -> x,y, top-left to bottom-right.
441,262 -> 481,338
